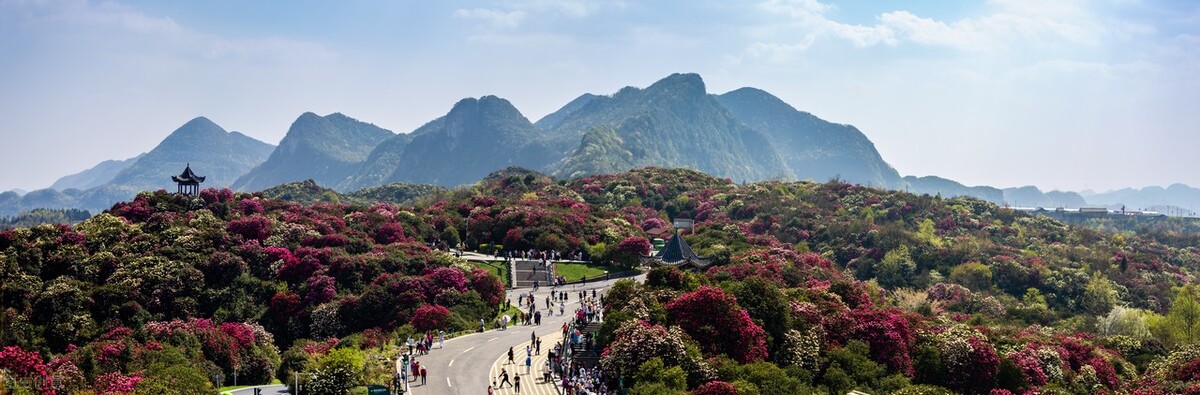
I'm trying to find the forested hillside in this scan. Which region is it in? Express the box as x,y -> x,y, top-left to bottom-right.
3,167 -> 1200,394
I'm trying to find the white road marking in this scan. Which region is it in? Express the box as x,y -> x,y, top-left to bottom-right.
449,359 -> 455,367
488,337 -> 500,342
462,346 -> 475,353
447,377 -> 452,387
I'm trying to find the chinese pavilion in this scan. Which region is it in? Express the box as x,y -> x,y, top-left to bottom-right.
171,163 -> 205,196
641,229 -> 712,269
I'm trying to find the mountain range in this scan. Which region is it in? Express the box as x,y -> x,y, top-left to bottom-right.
5,73 -> 1198,217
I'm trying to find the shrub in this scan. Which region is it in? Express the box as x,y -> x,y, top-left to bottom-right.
410,305 -> 452,332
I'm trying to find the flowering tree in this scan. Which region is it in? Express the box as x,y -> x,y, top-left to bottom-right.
470,268 -> 506,306
410,305 -> 452,332
850,308 -> 915,376
0,346 -> 52,393
228,215 -> 272,241
665,286 -> 768,363
693,381 -> 738,395
600,320 -> 714,384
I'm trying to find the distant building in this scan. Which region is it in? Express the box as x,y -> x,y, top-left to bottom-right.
641,229 -> 713,269
171,163 -> 205,196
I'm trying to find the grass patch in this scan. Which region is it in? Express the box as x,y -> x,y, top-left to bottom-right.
555,262 -> 619,283
471,260 -> 510,285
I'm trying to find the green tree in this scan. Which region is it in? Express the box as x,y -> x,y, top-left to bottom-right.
630,357 -> 687,395
1080,271 -> 1117,316
948,262 -> 992,292
1154,284 -> 1200,347
877,246 -> 915,289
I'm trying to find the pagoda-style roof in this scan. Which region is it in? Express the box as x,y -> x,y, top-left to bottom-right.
642,230 -> 712,269
171,163 -> 206,185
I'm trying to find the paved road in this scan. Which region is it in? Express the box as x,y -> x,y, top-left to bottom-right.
405,275 -> 638,395
228,384 -> 288,395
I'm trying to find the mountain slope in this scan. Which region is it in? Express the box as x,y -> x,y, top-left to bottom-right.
717,87 -> 901,188
902,175 -> 1004,203
552,126 -> 638,179
547,73 -> 789,182
534,93 -> 597,130
1002,186 -> 1087,208
50,154 -> 144,191
107,117 -> 275,191
377,96 -> 558,187
232,112 -> 393,192
1083,184 -> 1200,211
337,123 -> 421,191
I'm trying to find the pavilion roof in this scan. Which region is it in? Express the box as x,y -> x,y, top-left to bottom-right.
171,163 -> 206,184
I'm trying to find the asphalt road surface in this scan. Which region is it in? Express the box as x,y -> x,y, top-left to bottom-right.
403,275 -> 637,395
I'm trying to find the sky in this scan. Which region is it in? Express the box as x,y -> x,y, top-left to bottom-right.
0,0 -> 1197,193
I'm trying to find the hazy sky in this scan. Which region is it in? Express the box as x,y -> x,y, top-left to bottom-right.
1,0 -> 1197,192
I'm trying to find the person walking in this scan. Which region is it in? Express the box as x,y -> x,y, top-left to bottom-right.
536,337 -> 541,355
497,368 -> 512,388
508,347 -> 515,364
525,354 -> 532,374
438,330 -> 445,348
488,384 -> 494,395
420,366 -> 427,386
514,374 -> 521,394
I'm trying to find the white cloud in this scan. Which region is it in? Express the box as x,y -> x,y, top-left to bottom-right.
453,8 -> 527,29
8,0 -> 336,61
751,0 -> 1150,54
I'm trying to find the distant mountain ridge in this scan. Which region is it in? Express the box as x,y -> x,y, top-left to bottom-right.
7,72 -> 1200,218
50,153 -> 144,191
108,117 -> 274,190
545,73 -> 789,182
232,112 -> 393,192
717,87 -> 901,187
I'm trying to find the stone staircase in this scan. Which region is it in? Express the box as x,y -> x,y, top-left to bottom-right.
512,260 -> 553,288
569,321 -> 603,370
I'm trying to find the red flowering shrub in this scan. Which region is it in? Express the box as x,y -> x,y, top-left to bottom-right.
470,268 -> 506,306
269,291 -> 302,322
228,215 -> 272,241
410,305 -> 451,332
94,371 -> 143,395
304,274 -> 337,305
849,308 -> 915,376
614,236 -> 652,266
1089,355 -> 1120,390
375,222 -> 408,245
240,198 -> 265,215
1007,348 -> 1049,387
274,247 -> 320,284
110,196 -> 153,223
693,381 -> 738,395
707,249 -> 784,284
425,267 -> 469,294
220,322 -> 257,347
0,346 -> 51,392
665,286 -> 768,363
641,217 -> 668,231
302,338 -> 340,355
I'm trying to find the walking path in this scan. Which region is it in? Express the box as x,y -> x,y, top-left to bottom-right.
402,274 -> 640,395
487,329 -> 563,395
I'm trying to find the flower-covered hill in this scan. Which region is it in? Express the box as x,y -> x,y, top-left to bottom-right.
0,188 -> 506,393
563,167 -> 1200,394
3,166 -> 1200,394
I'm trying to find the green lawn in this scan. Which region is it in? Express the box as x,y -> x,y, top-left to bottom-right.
471,260 -> 510,285
555,262 -> 619,283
